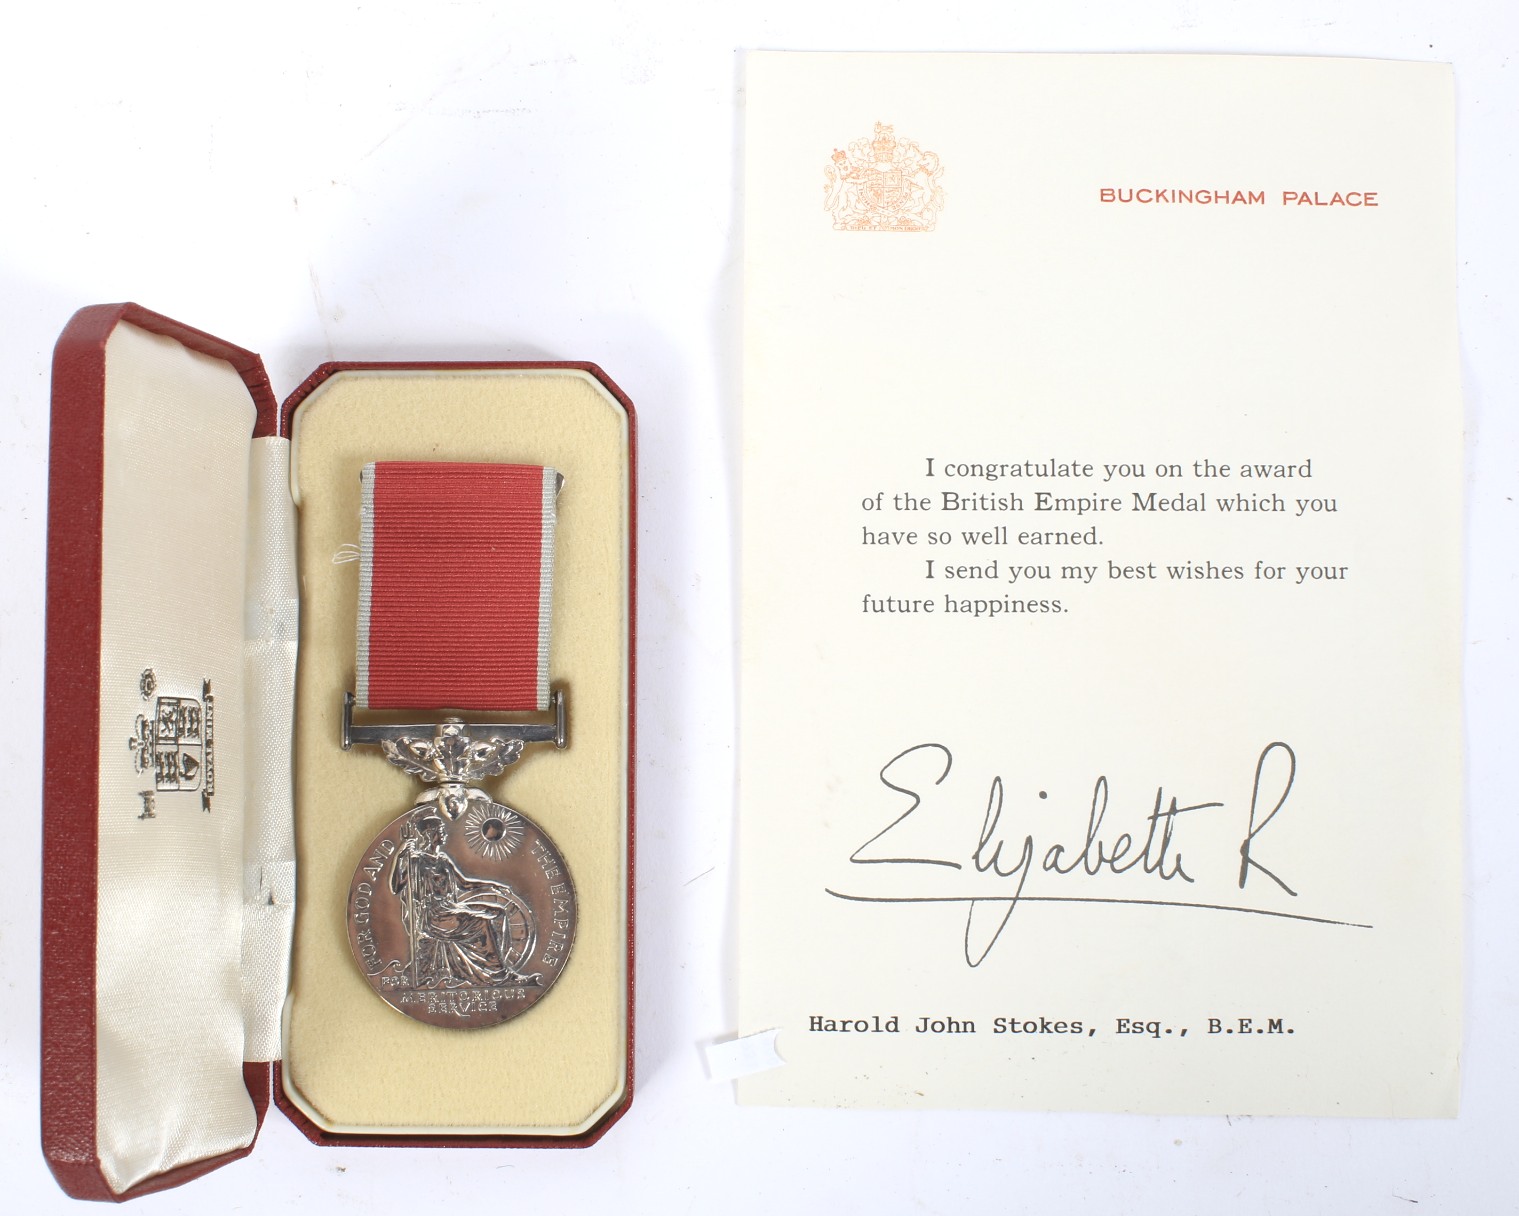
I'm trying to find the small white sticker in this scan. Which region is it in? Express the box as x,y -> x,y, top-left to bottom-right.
703,1029 -> 785,1082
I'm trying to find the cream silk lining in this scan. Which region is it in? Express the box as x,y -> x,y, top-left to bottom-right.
93,323 -> 295,1192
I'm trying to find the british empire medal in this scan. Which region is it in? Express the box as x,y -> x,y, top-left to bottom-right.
343,463 -> 577,1029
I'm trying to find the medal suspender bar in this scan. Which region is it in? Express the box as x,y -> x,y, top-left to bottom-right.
41,304 -> 636,1201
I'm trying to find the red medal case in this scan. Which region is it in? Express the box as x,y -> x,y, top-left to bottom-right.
42,303 -> 637,1200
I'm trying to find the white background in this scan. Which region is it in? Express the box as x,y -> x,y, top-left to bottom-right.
0,2 -> 1513,1212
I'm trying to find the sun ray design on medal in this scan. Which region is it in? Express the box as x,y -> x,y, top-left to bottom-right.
461,803 -> 528,860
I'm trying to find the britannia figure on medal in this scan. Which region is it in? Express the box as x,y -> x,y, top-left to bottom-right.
388,807 -> 540,990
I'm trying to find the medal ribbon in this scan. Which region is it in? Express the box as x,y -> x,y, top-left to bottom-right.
357,462 -> 559,711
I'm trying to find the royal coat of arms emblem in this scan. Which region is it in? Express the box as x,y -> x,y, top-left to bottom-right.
129,674 -> 216,814
824,122 -> 945,232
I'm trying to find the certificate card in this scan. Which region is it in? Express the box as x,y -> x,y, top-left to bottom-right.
737,53 -> 1461,1115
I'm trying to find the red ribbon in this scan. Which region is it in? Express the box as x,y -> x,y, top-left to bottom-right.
357,462 -> 558,711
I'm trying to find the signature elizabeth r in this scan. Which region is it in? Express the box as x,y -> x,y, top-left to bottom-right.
828,741 -> 1370,967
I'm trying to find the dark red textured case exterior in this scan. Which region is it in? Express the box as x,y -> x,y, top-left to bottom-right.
42,307 -> 636,1197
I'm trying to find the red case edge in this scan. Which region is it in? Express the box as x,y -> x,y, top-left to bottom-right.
41,304 -> 276,1200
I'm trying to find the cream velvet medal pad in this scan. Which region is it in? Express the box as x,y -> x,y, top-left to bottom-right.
286,366 -> 631,1139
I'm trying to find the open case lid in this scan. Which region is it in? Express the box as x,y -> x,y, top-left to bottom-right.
43,304 -> 281,1200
